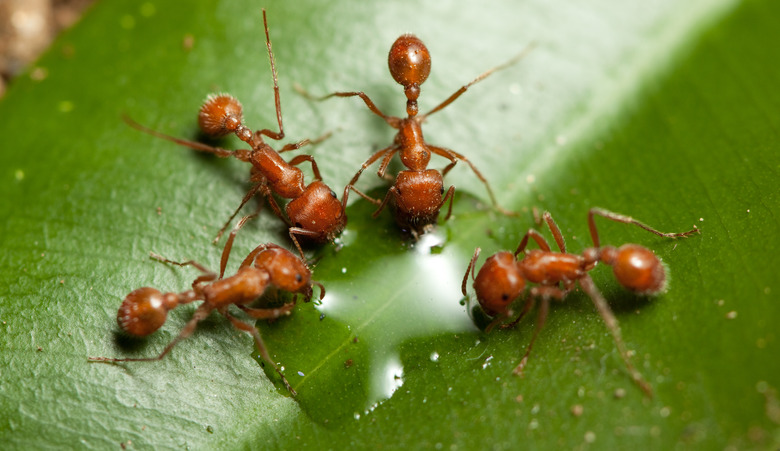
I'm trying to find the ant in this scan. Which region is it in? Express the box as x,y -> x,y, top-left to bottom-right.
88,215 -> 324,396
124,9 -> 345,258
461,208 -> 700,396
308,34 -> 534,237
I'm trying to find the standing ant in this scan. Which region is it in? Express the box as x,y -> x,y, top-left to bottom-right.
88,216 -> 324,396
461,208 -> 700,396
310,34 -> 534,237
125,9 -> 345,258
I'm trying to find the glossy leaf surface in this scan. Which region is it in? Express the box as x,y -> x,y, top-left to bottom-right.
1,0 -> 778,449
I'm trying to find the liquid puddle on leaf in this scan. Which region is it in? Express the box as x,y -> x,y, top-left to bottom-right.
253,197 -> 511,425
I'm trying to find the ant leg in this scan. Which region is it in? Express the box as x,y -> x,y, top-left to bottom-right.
441,159 -> 458,177
296,87 -> 400,127
429,145 -> 516,215
588,208 -> 701,248
440,186 -> 456,221
261,190 -> 291,226
218,214 -> 258,278
223,311 -> 296,395
277,130 -> 332,154
578,274 -> 653,397
213,182 -> 264,244
461,247 -> 481,296
254,10 -> 285,141
501,296 -> 535,329
342,145 -> 398,210
376,147 -> 398,180
237,301 -> 296,320
421,42 -> 536,118
89,303 -> 214,363
149,253 -> 217,287
344,145 -> 398,200
540,211 -> 566,253
514,229 -> 552,256
287,154 -> 323,181
239,243 -> 282,269
343,185 -> 381,208
288,228 -> 319,260
123,115 -> 252,162
513,295 -> 551,376
371,188 -> 394,219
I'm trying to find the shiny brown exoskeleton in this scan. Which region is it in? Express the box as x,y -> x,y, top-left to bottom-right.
462,208 -> 700,396
125,10 -> 345,258
319,35 -> 533,237
89,216 -> 325,396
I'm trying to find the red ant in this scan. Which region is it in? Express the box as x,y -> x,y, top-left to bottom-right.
88,216 -> 324,396
124,9 -> 345,258
461,208 -> 700,396
310,35 -> 534,237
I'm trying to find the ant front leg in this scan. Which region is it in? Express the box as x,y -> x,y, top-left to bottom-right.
461,247 -> 482,297
239,242 -> 284,270
587,207 -> 700,249
440,185 -> 456,221
237,302 -> 296,320
218,214 -> 257,278
345,145 -> 398,201
371,187 -> 394,219
500,296 -> 536,330
213,182 -> 265,244
288,227 -> 319,261
286,154 -> 323,181
513,229 -> 553,256
303,89 -> 400,127
429,145 -> 516,216
539,211 -> 567,253
223,311 -> 297,396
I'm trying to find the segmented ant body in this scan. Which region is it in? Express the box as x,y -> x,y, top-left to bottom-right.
125,10 -> 345,258
318,35 -> 533,237
462,208 -> 700,396
89,217 -> 324,396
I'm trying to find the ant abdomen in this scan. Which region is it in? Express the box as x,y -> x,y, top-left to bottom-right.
198,94 -> 245,138
474,252 -> 525,317
607,244 -> 667,295
388,34 -> 431,91
117,287 -> 176,337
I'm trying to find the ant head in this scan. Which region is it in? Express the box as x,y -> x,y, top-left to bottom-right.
474,252 -> 526,317
602,244 -> 667,295
117,287 -> 178,337
286,181 -> 347,242
198,94 -> 250,141
254,247 -> 312,294
388,34 -> 431,101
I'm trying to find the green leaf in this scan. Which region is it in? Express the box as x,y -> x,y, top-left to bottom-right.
1,0 -> 779,449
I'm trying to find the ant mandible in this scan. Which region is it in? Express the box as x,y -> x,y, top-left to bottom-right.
88,215 -> 325,396
461,208 -> 700,396
125,9 -> 345,258
314,34 -> 533,237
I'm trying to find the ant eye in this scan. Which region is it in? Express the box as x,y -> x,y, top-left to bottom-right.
295,222 -> 303,228
330,190 -> 337,199
501,293 -> 509,301
295,274 -> 303,283
440,186 -> 444,195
